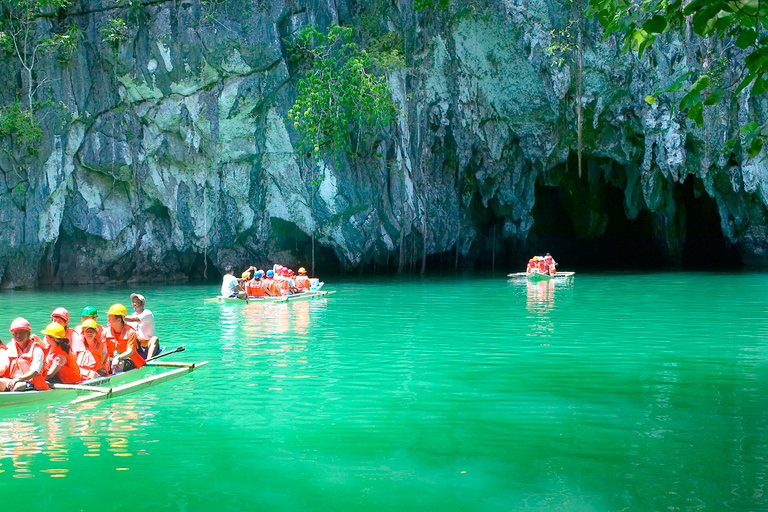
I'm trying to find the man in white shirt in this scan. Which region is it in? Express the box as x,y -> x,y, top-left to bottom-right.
220,266 -> 243,298
126,293 -> 159,359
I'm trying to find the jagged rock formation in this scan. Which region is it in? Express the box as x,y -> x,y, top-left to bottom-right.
0,0 -> 765,287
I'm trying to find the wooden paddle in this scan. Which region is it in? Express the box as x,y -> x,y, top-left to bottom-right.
146,346 -> 185,362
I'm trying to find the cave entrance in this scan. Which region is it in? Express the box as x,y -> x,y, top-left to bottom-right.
531,181 -> 666,270
679,176 -> 742,269
529,169 -> 742,270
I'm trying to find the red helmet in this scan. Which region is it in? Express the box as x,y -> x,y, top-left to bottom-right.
287,269 -> 294,276
9,317 -> 31,333
51,307 -> 70,323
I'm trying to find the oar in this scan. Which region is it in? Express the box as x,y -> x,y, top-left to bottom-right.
146,346 -> 185,363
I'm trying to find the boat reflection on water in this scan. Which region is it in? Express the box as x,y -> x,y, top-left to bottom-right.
525,279 -> 573,339
215,298 -> 331,388
0,399 -> 153,479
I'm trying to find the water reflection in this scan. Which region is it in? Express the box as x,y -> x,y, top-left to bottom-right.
0,400 -> 155,478
525,279 -> 573,338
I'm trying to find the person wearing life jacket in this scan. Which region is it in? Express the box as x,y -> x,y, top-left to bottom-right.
75,319 -> 107,380
51,307 -> 83,350
544,253 -> 557,275
42,322 -> 82,385
75,306 -> 104,340
1,318 -> 49,391
261,269 -> 281,296
537,256 -> 548,273
285,268 -> 300,294
247,271 -> 268,297
294,267 -> 311,293
526,258 -> 536,273
103,303 -> 145,373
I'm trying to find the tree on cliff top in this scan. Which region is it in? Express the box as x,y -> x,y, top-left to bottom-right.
287,24 -> 397,159
0,0 -> 80,152
588,0 -> 768,159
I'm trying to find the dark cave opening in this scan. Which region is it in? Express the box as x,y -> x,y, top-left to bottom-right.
530,182 -> 667,270
527,173 -> 742,271
679,176 -> 743,269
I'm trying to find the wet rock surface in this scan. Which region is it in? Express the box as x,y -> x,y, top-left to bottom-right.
0,0 -> 765,287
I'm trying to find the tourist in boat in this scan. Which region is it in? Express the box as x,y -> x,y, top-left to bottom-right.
544,253 -> 557,275
526,258 -> 536,273
261,269 -> 281,296
42,322 -> 82,385
221,265 -> 244,298
294,267 -> 310,293
104,303 -> 145,373
246,270 -> 268,297
51,307 -> 83,348
0,318 -> 49,391
75,306 -> 104,339
75,319 -> 107,379
125,293 -> 159,360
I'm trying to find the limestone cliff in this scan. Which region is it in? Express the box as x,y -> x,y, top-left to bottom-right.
0,0 -> 764,286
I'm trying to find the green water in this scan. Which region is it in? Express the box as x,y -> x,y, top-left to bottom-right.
1,272 -> 767,511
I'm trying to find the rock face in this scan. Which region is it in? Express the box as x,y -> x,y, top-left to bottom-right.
0,0 -> 765,287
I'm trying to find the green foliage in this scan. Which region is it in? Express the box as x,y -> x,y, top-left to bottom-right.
44,21 -> 82,62
415,0 -> 450,11
546,20 -> 578,67
287,24 -> 398,159
588,0 -> 768,159
0,99 -> 42,152
101,18 -> 129,48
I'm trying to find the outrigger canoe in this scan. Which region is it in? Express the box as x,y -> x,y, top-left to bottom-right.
508,271 -> 576,281
204,290 -> 336,304
0,348 -> 208,408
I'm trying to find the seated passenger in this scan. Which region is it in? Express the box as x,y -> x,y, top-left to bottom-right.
0,318 -> 49,391
42,322 -> 81,385
75,319 -> 107,380
262,270 -> 281,296
246,271 -> 267,297
126,293 -> 159,360
75,306 -> 104,339
526,258 -> 536,273
544,253 -> 557,275
104,303 -> 145,373
294,268 -> 310,292
51,308 -> 83,348
220,266 -> 243,298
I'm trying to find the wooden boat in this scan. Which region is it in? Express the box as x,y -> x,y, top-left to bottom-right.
0,348 -> 208,408
508,271 -> 576,280
204,289 -> 335,304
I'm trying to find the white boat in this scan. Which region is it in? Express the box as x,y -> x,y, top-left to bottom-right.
204,289 -> 335,304
0,358 -> 209,408
508,271 -> 575,280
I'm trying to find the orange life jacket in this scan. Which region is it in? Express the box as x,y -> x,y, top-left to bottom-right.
45,344 -> 82,384
5,340 -> 50,390
262,278 -> 281,296
294,275 -> 310,292
104,324 -> 145,370
276,275 -> 290,293
73,337 -> 105,380
248,280 -> 267,297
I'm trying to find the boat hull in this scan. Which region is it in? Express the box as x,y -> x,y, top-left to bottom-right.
205,290 -> 335,304
508,271 -> 575,280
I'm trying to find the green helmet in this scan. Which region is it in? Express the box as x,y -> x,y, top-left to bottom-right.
81,305 -> 97,317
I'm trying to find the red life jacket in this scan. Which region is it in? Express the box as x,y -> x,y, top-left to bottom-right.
294,275 -> 310,291
73,337 -> 105,380
6,340 -> 50,390
45,344 -> 82,384
262,278 -> 281,296
104,325 -> 145,370
0,348 -> 8,377
276,276 -> 290,293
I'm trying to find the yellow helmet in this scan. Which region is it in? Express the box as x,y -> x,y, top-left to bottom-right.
42,322 -> 66,338
241,271 -> 250,278
298,267 -> 306,274
107,303 -> 127,317
81,319 -> 99,331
